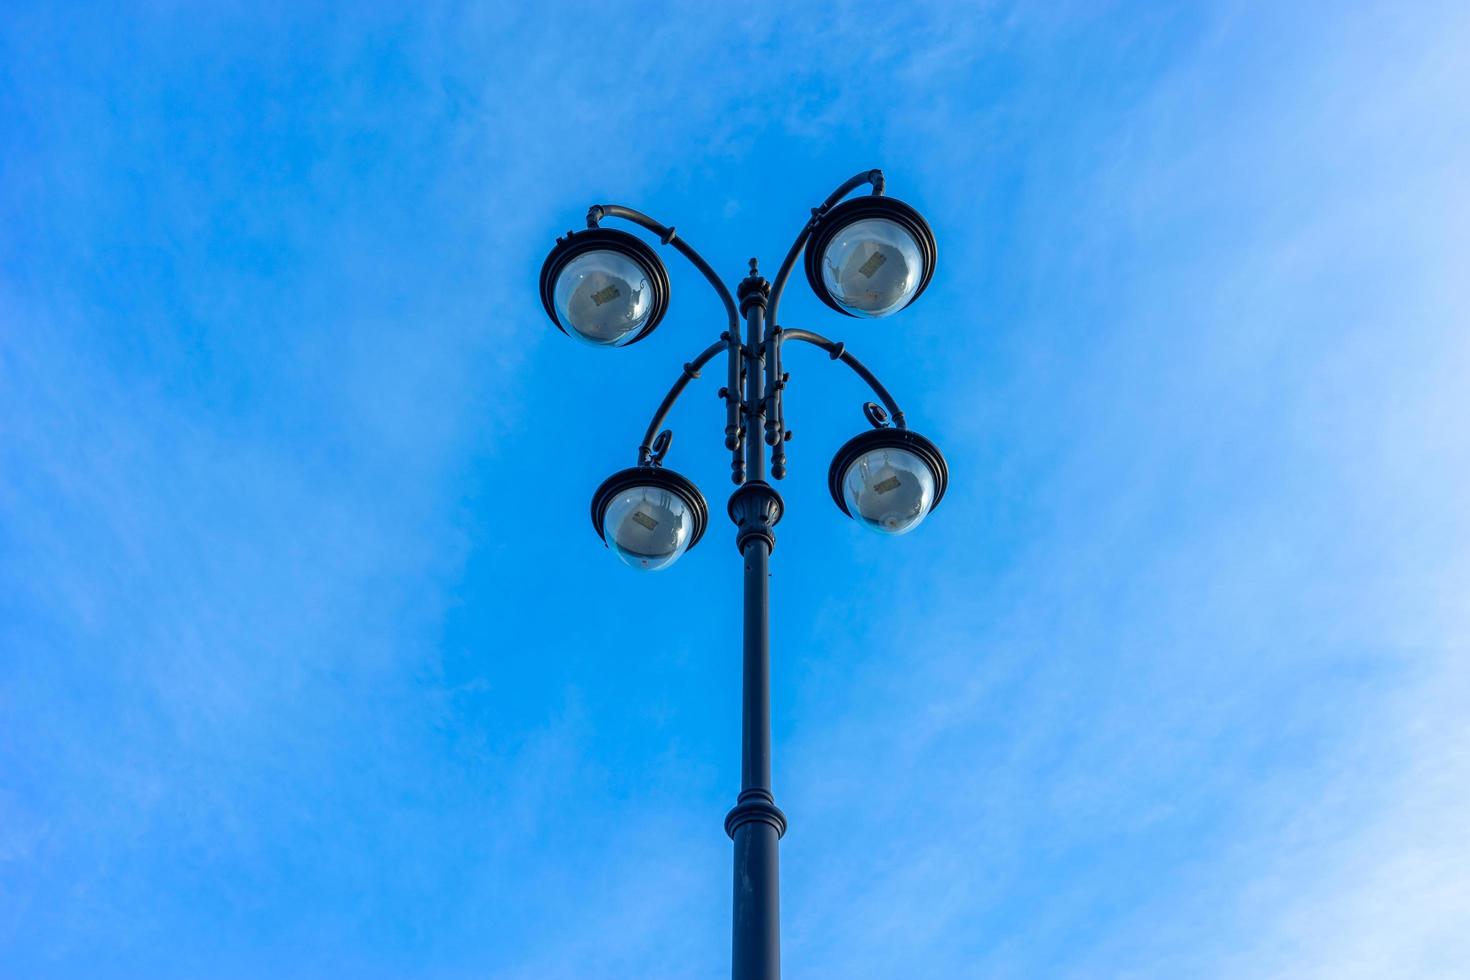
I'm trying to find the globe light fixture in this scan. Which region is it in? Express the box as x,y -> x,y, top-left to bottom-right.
804,195 -> 937,318
540,227 -> 670,347
828,427 -> 948,534
591,466 -> 708,571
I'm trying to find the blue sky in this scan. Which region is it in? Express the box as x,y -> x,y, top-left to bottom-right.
3,1 -> 1467,977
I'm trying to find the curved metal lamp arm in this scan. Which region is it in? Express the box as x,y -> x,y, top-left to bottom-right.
769,328 -> 907,479
587,204 -> 739,334
766,169 -> 885,329
777,328 -> 906,426
638,337 -> 730,465
588,203 -> 745,471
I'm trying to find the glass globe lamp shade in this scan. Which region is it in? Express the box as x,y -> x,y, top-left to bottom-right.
819,218 -> 924,318
554,249 -> 654,346
804,195 -> 937,319
591,467 -> 709,571
602,486 -> 692,570
539,228 -> 670,347
828,428 -> 948,535
841,446 -> 936,534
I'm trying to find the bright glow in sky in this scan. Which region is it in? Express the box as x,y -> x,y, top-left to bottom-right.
3,2 -> 1468,977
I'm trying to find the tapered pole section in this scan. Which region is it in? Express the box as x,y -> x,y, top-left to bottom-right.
726,262 -> 786,980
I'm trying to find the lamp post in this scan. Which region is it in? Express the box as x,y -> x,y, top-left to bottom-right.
540,169 -> 948,980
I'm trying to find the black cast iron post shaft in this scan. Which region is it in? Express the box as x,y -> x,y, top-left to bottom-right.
725,266 -> 786,980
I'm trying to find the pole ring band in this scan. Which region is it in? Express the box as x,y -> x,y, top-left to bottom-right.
724,799 -> 788,839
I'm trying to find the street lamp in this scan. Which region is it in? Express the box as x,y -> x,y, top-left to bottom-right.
539,169 -> 947,979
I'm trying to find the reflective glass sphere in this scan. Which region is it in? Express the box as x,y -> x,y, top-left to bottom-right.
841,446 -> 936,534
601,485 -> 693,570
819,217 -> 924,317
553,249 -> 655,346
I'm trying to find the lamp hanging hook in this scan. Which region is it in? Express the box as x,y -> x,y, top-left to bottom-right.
650,429 -> 674,465
863,402 -> 890,429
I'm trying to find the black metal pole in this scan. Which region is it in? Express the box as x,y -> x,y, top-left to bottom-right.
726,262 -> 786,980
